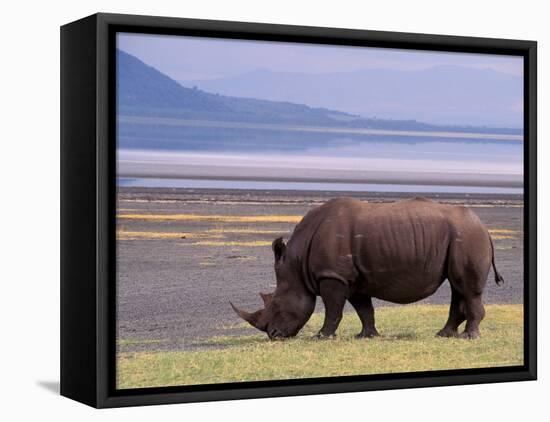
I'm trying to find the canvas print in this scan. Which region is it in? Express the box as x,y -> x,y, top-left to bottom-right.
115,33 -> 524,389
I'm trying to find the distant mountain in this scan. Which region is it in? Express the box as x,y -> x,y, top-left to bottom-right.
117,49 -> 522,141
117,49 -> 356,127
117,49 -> 228,112
183,66 -> 523,128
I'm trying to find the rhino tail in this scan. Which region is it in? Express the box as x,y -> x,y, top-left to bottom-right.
489,236 -> 504,286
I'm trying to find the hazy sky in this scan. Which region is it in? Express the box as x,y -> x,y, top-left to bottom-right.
117,32 -> 523,81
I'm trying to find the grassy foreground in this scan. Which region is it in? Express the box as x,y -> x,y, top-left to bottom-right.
117,304 -> 523,389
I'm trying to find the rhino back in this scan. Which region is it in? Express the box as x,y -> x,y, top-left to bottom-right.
304,198 -> 486,303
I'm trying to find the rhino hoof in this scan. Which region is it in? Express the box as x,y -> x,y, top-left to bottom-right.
436,329 -> 459,338
459,330 -> 480,340
355,330 -> 379,339
313,332 -> 336,340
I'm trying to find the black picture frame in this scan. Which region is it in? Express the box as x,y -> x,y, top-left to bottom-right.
60,12 -> 537,408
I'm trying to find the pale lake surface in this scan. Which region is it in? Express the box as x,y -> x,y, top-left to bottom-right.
116,131 -> 523,194
118,177 -> 523,194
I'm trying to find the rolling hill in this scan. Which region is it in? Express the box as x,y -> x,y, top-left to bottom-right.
184,66 -> 523,128
117,49 -> 522,135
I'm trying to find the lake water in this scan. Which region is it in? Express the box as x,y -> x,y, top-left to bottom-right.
118,177 -> 523,194
116,127 -> 524,195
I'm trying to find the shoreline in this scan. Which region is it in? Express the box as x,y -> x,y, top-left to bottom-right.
117,169 -> 523,190
117,186 -> 524,205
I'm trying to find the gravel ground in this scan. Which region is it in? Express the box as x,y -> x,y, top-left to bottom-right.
116,188 -> 524,353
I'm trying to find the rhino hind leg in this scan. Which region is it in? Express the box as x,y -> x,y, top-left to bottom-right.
445,236 -> 490,339
458,295 -> 485,339
446,275 -> 487,339
349,294 -> 379,338
315,278 -> 349,339
437,285 -> 466,338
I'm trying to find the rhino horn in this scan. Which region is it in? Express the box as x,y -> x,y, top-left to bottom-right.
230,302 -> 264,330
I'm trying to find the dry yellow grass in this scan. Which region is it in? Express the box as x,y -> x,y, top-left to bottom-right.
118,215 -> 518,233
117,220 -> 518,243
182,240 -> 272,247
117,227 -> 288,240
117,230 -> 224,240
488,229 -> 519,240
207,228 -> 288,235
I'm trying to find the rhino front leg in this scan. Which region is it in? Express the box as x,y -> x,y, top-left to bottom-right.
316,278 -> 349,338
349,294 -> 379,338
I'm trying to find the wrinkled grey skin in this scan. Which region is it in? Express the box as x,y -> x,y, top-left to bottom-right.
231,197 -> 503,340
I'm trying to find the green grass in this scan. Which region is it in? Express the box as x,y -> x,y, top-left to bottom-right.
116,304 -> 523,389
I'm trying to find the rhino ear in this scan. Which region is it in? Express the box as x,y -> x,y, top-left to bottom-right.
259,292 -> 273,306
272,237 -> 286,262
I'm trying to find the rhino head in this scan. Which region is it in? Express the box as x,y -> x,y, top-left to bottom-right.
230,237 -> 316,339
